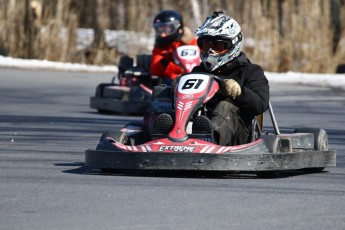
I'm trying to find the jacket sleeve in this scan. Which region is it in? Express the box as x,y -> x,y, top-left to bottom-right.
150,44 -> 185,80
150,46 -> 170,77
234,64 -> 269,116
164,61 -> 184,80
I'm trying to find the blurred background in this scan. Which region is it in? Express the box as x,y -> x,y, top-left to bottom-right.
0,0 -> 344,73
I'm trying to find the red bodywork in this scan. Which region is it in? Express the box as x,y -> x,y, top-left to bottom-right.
111,137 -> 263,154
106,73 -> 264,154
172,45 -> 201,73
169,73 -> 218,140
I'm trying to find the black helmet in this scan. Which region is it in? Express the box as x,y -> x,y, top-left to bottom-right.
153,10 -> 184,46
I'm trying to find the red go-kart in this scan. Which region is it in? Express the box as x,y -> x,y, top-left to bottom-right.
89,45 -> 200,115
85,72 -> 336,176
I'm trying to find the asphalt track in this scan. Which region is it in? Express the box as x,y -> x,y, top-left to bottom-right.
0,68 -> 344,230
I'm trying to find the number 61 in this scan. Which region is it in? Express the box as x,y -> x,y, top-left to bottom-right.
182,79 -> 203,89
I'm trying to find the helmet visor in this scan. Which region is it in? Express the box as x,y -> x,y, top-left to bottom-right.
154,21 -> 180,37
197,38 -> 233,54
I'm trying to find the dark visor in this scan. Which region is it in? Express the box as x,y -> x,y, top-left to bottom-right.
197,37 -> 233,54
154,21 -> 180,36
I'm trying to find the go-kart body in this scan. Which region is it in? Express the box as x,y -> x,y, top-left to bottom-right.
85,73 -> 336,175
90,45 -> 201,115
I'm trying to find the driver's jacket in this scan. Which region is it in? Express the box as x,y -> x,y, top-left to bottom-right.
150,38 -> 198,81
192,52 -> 270,128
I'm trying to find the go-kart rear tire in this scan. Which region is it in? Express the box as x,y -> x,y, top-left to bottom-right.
293,128 -> 328,172
293,128 -> 328,151
95,83 -> 115,97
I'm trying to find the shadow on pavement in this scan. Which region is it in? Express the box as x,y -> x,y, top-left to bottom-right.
56,162 -> 331,179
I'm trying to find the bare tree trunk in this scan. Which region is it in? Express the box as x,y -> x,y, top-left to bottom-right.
36,0 -> 61,61
125,0 -> 137,31
60,0 -> 80,63
90,0 -> 116,65
190,0 -> 202,28
23,0 -> 31,57
6,0 -> 27,58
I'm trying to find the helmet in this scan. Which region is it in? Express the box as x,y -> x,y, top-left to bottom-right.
153,10 -> 183,46
195,12 -> 243,72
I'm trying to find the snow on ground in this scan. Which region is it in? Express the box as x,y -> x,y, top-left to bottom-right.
0,55 -> 118,73
1,55 -> 345,91
266,71 -> 345,91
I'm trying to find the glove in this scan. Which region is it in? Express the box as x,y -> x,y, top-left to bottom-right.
223,79 -> 241,98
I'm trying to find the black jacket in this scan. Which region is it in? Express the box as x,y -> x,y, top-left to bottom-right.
192,52 -> 270,127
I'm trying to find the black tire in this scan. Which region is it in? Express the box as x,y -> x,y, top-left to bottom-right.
294,128 -> 328,172
99,130 -> 129,174
95,83 -> 116,97
103,86 -> 123,99
100,130 -> 129,144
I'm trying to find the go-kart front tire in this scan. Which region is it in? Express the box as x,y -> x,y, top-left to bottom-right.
100,130 -> 129,144
99,130 -> 129,174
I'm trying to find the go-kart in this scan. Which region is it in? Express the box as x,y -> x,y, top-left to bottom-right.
90,45 -> 200,115
85,72 -> 336,176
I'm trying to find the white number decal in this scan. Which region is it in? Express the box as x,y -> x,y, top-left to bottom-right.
178,74 -> 210,94
176,45 -> 200,60
182,79 -> 203,89
181,49 -> 197,57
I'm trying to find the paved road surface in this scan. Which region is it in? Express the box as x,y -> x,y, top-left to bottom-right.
0,68 -> 344,230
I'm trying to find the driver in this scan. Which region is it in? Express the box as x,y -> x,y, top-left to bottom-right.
150,10 -> 198,85
191,12 -> 270,146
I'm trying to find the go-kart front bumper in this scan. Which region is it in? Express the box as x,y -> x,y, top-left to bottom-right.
85,148 -> 336,172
